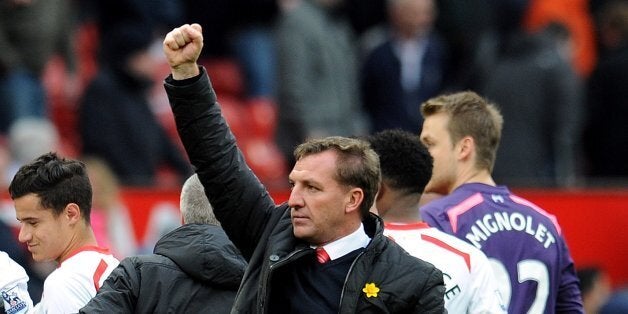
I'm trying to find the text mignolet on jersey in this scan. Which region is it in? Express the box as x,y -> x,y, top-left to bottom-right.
463,211 -> 556,249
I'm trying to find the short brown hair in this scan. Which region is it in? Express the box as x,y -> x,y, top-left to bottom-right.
294,136 -> 380,219
421,91 -> 503,171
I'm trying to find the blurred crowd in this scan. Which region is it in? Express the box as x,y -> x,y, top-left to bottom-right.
0,0 -> 626,191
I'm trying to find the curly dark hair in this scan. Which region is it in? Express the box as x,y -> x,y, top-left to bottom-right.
367,129 -> 433,195
9,152 -> 93,223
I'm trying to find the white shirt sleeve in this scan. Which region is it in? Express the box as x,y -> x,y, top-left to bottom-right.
0,252 -> 34,314
32,269 -> 94,314
32,250 -> 119,314
468,251 -> 508,314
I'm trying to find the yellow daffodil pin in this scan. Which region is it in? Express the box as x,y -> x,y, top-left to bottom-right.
362,282 -> 380,298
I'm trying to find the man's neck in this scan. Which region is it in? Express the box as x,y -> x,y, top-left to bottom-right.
383,191 -> 422,223
451,168 -> 495,193
57,227 -> 99,264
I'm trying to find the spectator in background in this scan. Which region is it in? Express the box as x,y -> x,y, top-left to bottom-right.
419,91 -> 583,313
79,22 -> 191,187
275,0 -> 368,168
0,0 -> 78,133
577,266 -> 611,314
80,174 -> 246,313
83,157 -> 138,259
344,0 -> 387,37
367,129 -> 506,313
81,0 -> 185,38
0,251 -> 33,314
582,0 -> 628,182
9,152 -> 119,313
522,0 -> 597,78
576,265 -> 628,314
4,117 -> 60,187
431,0 -> 516,91
601,289 -> 628,314
361,0 -> 449,134
182,0 -> 237,59
138,202 -> 181,254
483,22 -> 583,187
231,0 -> 280,102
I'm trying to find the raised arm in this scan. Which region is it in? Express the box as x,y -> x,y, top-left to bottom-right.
162,24 -> 280,260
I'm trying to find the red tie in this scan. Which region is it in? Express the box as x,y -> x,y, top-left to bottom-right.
316,247 -> 330,264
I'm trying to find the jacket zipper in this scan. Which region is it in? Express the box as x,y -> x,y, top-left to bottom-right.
259,248 -> 311,314
337,251 -> 367,313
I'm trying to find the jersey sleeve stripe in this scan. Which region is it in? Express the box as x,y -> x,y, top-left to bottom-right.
384,222 -> 430,230
93,259 -> 109,292
446,193 -> 484,233
421,233 -> 472,271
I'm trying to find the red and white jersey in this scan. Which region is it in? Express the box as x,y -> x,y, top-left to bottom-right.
33,246 -> 119,314
0,251 -> 33,314
384,222 -> 506,314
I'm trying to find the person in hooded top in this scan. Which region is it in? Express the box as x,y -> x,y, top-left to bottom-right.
80,173 -> 246,313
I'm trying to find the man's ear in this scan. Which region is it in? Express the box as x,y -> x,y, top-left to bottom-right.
65,203 -> 82,225
345,188 -> 364,214
458,136 -> 474,161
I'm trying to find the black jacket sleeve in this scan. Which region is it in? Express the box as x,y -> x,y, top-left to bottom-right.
79,258 -> 139,313
415,266 -> 447,313
164,67 -> 279,260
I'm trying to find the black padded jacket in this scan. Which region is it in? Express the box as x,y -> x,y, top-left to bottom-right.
79,224 -> 246,313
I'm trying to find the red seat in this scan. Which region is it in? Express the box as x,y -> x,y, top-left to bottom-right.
241,138 -> 288,190
245,97 -> 277,140
217,96 -> 247,141
200,58 -> 244,98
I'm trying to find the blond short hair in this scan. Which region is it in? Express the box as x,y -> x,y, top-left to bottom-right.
421,91 -> 503,172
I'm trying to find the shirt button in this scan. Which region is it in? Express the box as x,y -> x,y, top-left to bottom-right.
269,254 -> 280,262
